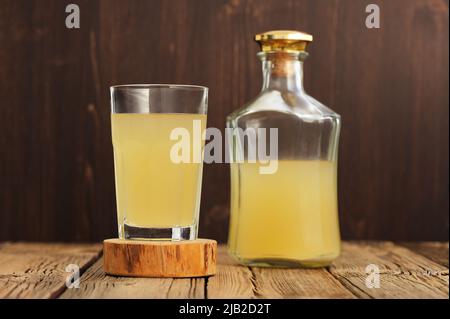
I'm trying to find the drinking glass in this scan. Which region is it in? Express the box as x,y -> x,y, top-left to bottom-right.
110,84 -> 208,240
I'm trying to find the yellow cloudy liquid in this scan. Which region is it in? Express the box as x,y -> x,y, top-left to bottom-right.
228,160 -> 340,267
111,113 -> 206,237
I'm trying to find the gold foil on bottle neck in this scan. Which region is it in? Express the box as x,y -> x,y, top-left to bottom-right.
255,30 -> 313,53
256,31 -> 311,77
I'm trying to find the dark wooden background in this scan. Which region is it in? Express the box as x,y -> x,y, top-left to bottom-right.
0,0 -> 448,242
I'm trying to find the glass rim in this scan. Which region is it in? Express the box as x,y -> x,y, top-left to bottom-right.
110,83 -> 208,91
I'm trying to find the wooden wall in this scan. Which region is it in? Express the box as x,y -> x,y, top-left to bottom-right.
0,0 -> 448,242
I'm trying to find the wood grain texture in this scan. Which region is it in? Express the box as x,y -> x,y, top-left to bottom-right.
400,242 -> 449,267
0,0 -> 448,242
208,246 -> 356,299
61,259 -> 205,299
103,238 -> 216,278
0,242 -> 447,299
0,242 -> 102,298
207,246 -> 258,298
329,242 -> 449,299
250,267 -> 356,299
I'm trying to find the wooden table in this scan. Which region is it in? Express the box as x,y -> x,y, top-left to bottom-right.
0,241 -> 448,299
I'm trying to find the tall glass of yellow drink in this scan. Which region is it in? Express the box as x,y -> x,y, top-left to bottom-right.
110,85 -> 208,240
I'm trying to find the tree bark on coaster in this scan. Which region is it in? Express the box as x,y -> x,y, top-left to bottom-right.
103,239 -> 217,278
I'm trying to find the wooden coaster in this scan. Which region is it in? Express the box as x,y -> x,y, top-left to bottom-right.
103,238 -> 216,278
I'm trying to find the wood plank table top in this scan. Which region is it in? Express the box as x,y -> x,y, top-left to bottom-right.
0,241 -> 447,299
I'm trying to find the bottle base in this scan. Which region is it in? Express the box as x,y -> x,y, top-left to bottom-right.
229,250 -> 339,268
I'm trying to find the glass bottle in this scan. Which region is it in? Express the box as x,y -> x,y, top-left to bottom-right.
227,30 -> 341,267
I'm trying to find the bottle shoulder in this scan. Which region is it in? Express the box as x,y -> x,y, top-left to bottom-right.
227,90 -> 340,123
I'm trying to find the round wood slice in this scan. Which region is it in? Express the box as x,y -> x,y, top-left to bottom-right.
103,238 -> 217,278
